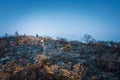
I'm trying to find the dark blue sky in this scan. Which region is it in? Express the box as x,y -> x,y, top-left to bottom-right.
0,0 -> 120,41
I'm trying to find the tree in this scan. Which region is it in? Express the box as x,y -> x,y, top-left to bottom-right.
15,31 -> 19,36
36,34 -> 38,37
5,33 -> 8,37
82,34 -> 94,44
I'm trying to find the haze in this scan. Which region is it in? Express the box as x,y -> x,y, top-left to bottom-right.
0,0 -> 120,41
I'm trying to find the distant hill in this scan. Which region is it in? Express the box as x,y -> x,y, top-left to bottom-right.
0,35 -> 120,80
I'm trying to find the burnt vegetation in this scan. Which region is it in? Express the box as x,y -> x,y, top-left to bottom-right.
0,33 -> 120,80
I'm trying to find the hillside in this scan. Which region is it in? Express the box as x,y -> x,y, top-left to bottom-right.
0,35 -> 120,80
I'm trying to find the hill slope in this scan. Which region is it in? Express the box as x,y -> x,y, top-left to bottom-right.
0,35 -> 120,80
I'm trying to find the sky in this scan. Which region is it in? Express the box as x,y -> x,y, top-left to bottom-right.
0,0 -> 120,41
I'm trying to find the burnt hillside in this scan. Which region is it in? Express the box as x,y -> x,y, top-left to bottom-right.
0,35 -> 120,80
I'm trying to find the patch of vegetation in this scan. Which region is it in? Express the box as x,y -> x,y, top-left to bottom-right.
0,34 -> 120,80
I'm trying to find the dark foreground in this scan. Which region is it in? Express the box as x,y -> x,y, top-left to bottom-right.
0,35 -> 120,80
